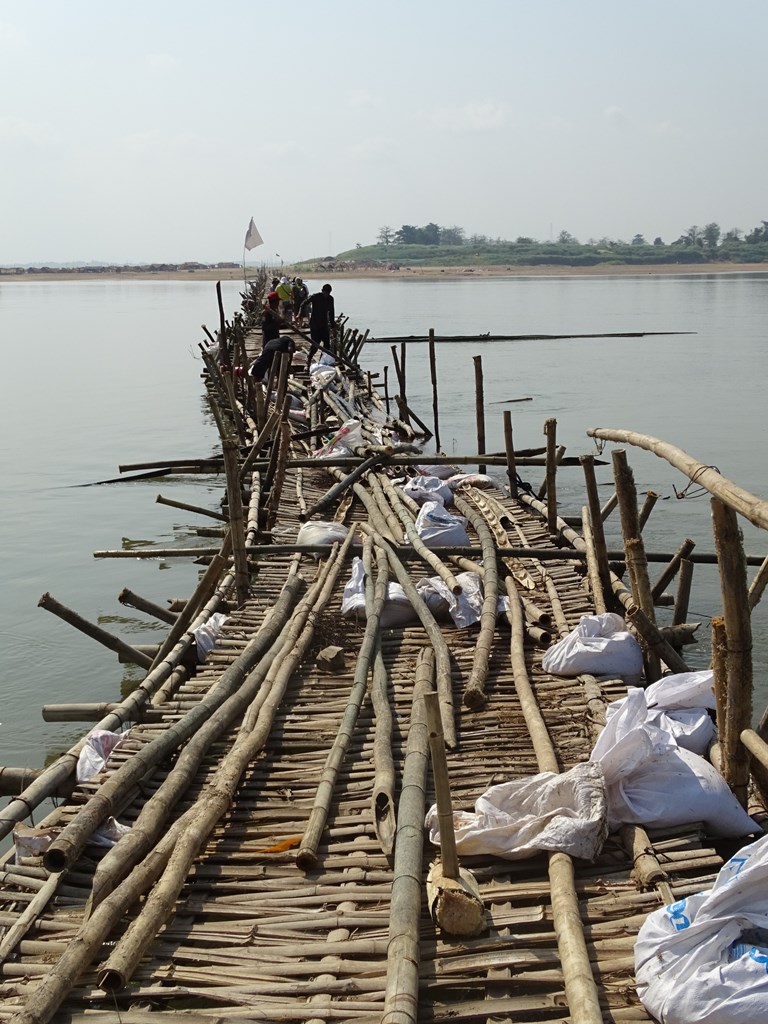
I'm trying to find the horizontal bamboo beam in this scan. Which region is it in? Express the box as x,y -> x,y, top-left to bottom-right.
587,427 -> 768,531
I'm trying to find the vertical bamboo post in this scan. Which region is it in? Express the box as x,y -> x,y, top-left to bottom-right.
428,328 -> 441,453
215,280 -> 231,371
711,615 -> 728,740
612,448 -> 661,680
582,506 -> 607,614
400,341 -> 408,420
671,558 -> 694,626
503,411 -> 518,499
383,364 -> 391,416
544,418 -> 557,537
580,455 -> 612,610
222,437 -> 249,605
711,497 -> 752,807
473,355 -> 486,474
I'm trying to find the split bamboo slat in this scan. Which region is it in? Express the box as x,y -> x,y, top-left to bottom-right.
3,313 -> 763,1024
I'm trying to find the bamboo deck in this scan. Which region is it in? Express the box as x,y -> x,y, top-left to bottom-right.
0,306 -> 762,1024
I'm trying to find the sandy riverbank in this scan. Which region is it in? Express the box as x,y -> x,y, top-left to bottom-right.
3,262 -> 768,283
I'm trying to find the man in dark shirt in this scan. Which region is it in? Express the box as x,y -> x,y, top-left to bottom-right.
300,283 -> 335,364
249,292 -> 295,381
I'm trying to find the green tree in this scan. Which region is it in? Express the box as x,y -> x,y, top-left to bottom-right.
557,230 -> 578,244
702,222 -> 721,249
422,222 -> 441,245
377,225 -> 394,247
440,225 -> 466,245
653,236 -> 664,246
395,224 -> 421,244
631,234 -> 646,246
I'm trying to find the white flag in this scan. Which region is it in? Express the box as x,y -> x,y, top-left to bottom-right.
244,218 -> 263,250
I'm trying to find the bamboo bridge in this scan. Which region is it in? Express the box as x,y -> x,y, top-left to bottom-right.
2,285 -> 768,1024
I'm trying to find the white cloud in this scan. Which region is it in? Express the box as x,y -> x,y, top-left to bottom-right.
345,136 -> 394,162
0,115 -> 56,146
424,100 -> 506,133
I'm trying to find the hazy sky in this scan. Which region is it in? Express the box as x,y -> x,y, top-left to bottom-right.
2,1 -> 766,265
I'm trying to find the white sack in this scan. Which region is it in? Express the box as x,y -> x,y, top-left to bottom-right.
296,520 -> 349,546
416,571 -> 485,628
313,419 -> 363,458
76,729 -> 126,783
541,611 -> 643,681
193,611 -> 228,663
340,557 -> 417,628
591,688 -> 755,836
417,463 -> 459,480
447,472 -> 495,490
644,669 -> 717,711
401,475 -> 453,506
635,832 -> 768,1024
426,761 -> 608,861
414,500 -> 470,548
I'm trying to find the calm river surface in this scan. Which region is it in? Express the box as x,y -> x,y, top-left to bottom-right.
2,272 -> 768,778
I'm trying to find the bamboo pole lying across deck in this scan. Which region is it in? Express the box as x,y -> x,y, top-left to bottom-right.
297,537 -> 387,870
455,495 -> 499,711
381,649 -> 432,1024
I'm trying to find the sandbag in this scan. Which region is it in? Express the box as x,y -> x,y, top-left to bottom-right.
447,472 -> 495,490
401,475 -> 453,506
635,832 -> 768,1024
414,500 -> 470,548
591,688 -> 755,836
605,671 -> 717,755
426,761 -> 608,861
541,611 -> 643,681
416,463 -> 459,480
296,520 -> 349,546
416,571 -> 484,628
340,557 -> 418,628
76,729 -> 126,783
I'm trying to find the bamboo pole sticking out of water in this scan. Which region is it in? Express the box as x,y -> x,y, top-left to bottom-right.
543,418 -> 557,536
155,493 -> 228,522
600,491 -> 619,521
671,557 -> 694,625
582,506 -> 607,614
381,649 -> 431,1024
651,538 -> 696,604
748,553 -> 768,611
428,328 -> 441,453
503,411 -> 518,498
711,497 -> 753,808
37,594 -> 154,669
638,490 -> 660,532
473,356 -> 486,474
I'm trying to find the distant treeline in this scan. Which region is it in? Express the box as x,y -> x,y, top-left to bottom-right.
335,220 -> 768,267
0,261 -> 240,276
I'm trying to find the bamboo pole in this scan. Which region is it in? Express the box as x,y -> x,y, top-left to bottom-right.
600,491 -> 618,521
41,703 -> 119,723
117,588 -> 177,625
36,594 -> 153,669
297,538 -> 387,870
672,558 -> 694,625
381,650 -> 431,1024
370,636 -> 395,857
651,538 -> 696,604
300,454 -> 385,522
155,494 -> 227,522
264,421 -> 292,530
543,418 -> 557,535
739,729 -> 768,813
454,496 -> 499,711
378,475 -> 462,595
473,355 -> 486,474
638,490 -> 659,532
221,438 -> 249,606
86,567 -> 307,909
428,328 -> 441,453
588,427 -> 768,531
580,456 -> 613,611
359,525 -> 456,749
503,576 -> 605,1024
582,507 -> 607,614
711,497 -> 752,807
748,553 -> 768,611
503,411 -> 518,499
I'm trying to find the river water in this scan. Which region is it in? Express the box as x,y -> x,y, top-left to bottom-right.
2,272 -> 768,779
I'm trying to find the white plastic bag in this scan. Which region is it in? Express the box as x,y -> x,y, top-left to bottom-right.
541,612 -> 643,681
591,688 -> 755,836
414,501 -> 470,548
296,520 -> 349,546
635,832 -> 768,1024
426,761 -> 608,861
313,419 -> 363,458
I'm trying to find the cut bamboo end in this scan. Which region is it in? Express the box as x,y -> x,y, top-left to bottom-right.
426,862 -> 486,937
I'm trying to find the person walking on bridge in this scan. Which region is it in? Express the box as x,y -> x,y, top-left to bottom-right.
301,283 -> 335,364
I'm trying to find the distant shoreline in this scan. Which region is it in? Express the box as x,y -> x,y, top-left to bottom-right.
3,262 -> 768,283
